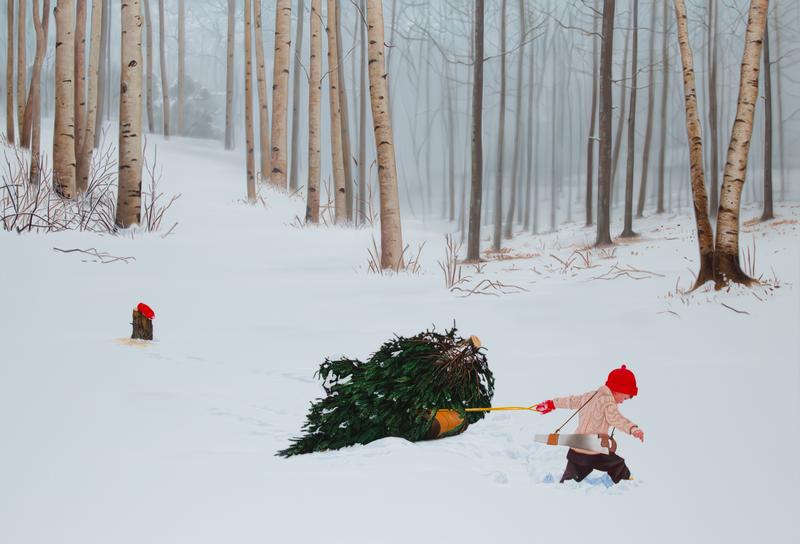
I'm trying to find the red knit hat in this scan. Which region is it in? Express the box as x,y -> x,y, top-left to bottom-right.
606,364 -> 638,396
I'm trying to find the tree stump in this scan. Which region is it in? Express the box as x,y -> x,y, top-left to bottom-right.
132,309 -> 153,340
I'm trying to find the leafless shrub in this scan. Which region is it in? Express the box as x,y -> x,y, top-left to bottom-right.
438,234 -> 470,289
366,234 -> 425,276
142,146 -> 181,234
2,144 -> 116,233
472,262 -> 487,274
597,246 -> 617,260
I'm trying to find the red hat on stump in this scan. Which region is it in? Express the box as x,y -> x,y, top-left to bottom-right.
606,364 -> 638,396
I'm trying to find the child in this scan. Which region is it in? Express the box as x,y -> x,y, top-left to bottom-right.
535,365 -> 644,484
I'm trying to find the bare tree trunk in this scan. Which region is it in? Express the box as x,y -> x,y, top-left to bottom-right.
714,0 -> 768,287
143,0 -> 155,132
467,0 -> 484,261
305,0 -> 322,223
244,0 -> 256,201
366,0 -> 404,269
157,0 -> 170,137
27,0 -> 51,184
335,3 -> 354,219
760,19 -> 773,221
445,61 -> 456,222
595,0 -> 615,246
773,4 -> 784,201
116,0 -> 144,227
621,0 -> 638,237
22,0 -> 51,148
503,0 -> 524,239
254,0 -> 271,179
74,0 -> 87,162
94,0 -> 110,147
224,0 -> 235,149
636,0 -> 656,218
550,65 -> 557,232
357,0 -> 367,225
491,0 -> 507,250
270,0 -> 291,188
177,0 -> 185,135
673,0 -> 715,286
325,0 -> 346,218
586,0 -> 599,226
707,0 -> 720,217
656,0 -> 669,214
5,0 -> 14,144
54,0 -> 77,198
289,0 -> 306,191
77,0 -> 104,192
16,0 -> 27,143
523,29 -> 535,231
610,18 -> 629,200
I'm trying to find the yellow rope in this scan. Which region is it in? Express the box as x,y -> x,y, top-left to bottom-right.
464,405 -> 541,413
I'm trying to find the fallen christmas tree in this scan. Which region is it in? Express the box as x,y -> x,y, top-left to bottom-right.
278,327 -> 494,457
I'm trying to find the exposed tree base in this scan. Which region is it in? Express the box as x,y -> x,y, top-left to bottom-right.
691,252 -> 716,291
619,229 -> 638,239
713,252 -> 756,290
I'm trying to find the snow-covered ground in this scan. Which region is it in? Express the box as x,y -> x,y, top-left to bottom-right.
1,134 -> 798,544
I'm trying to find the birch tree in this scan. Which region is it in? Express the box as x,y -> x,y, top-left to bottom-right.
656,0 -> 669,214
326,0 -> 346,219
75,0 -> 87,160
366,0 -> 404,269
244,0 -> 256,201
5,0 -> 14,144
305,0 -> 322,223
54,0 -> 78,198
335,2 -> 354,218
714,0 -> 769,286
178,0 -> 185,135
78,0 -> 104,192
224,0 -> 235,149
760,19 -> 773,221
357,0 -> 368,225
94,0 -> 111,147
143,0 -> 155,132
254,0 -> 271,180
158,0 -> 170,137
178,0 -> 186,136
673,0 -> 715,286
289,0 -> 306,191
26,0 -> 51,184
16,0 -> 26,142
270,0 -> 292,188
117,0 -> 144,227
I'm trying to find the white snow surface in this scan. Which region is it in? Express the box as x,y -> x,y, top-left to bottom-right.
2,134 -> 799,544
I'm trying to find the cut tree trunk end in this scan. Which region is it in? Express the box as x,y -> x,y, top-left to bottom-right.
131,309 -> 154,340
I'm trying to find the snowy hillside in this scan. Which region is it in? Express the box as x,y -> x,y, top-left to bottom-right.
1,133 -> 798,544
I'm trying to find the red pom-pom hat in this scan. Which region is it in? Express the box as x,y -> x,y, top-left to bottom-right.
606,364 -> 638,396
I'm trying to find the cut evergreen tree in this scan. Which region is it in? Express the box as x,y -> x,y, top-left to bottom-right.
278,327 -> 494,457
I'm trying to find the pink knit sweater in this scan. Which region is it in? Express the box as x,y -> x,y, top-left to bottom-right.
552,385 -> 637,455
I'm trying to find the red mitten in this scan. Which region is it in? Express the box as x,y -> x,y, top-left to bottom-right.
535,400 -> 555,414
